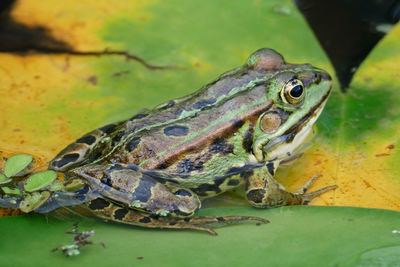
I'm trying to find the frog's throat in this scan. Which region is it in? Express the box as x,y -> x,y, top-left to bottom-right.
253,96 -> 328,162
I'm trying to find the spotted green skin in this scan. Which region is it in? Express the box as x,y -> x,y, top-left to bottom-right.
48,49 -> 332,228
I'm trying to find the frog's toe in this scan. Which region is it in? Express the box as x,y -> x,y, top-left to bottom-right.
294,173 -> 322,194
293,173 -> 337,204
186,215 -> 270,226
300,185 -> 338,205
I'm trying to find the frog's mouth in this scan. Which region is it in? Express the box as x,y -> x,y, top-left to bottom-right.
262,94 -> 329,162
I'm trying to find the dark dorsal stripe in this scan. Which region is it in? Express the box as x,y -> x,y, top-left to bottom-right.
88,198 -> 110,210
76,135 -> 96,145
192,177 -> 225,196
242,124 -> 255,153
99,124 -> 117,134
163,125 -> 189,137
176,158 -> 204,176
130,113 -> 149,121
173,189 -> 193,197
192,98 -> 216,109
52,153 -> 80,168
125,137 -> 141,152
209,138 -> 234,155
113,208 -> 129,220
139,217 -> 151,223
158,100 -> 175,110
131,176 -> 157,203
112,130 -> 125,144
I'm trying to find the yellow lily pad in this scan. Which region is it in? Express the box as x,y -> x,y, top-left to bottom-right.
0,206 -> 400,266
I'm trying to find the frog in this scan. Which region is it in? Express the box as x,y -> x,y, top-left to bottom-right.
46,48 -> 336,235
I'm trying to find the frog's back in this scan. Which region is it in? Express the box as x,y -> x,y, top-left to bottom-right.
49,49 -> 289,172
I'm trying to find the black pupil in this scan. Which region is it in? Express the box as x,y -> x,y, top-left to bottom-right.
290,85 -> 303,98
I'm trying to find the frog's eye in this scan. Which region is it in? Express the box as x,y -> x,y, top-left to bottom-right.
280,78 -> 304,104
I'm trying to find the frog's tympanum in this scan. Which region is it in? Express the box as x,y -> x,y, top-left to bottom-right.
42,49 -> 334,234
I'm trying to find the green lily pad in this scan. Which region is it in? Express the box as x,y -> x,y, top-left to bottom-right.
0,172 -> 11,184
0,206 -> 399,266
1,187 -> 21,195
24,170 -> 57,192
4,154 -> 33,178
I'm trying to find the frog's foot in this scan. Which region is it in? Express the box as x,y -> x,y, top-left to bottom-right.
168,215 -> 270,235
185,215 -> 269,225
183,215 -> 269,235
294,174 -> 338,205
246,170 -> 337,207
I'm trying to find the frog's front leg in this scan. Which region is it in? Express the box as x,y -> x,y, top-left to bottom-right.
245,166 -> 337,208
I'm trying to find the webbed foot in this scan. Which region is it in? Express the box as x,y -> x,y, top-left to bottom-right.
183,216 -> 270,235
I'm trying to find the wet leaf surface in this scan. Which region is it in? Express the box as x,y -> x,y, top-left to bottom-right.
0,206 -> 399,266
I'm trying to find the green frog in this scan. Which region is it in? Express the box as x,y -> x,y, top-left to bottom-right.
46,48 -> 335,235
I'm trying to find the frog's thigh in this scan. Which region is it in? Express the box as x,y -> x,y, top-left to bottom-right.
84,168 -> 201,218
85,198 -> 216,234
245,166 -> 303,207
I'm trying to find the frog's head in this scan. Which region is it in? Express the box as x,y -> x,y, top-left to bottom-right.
249,48 -> 332,163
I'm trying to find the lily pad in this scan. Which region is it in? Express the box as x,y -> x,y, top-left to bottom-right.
49,182 -> 65,192
0,0 -> 400,264
0,173 -> 11,184
0,206 -> 399,266
24,170 -> 57,192
3,154 -> 33,178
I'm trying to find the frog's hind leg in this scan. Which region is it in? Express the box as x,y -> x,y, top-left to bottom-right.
49,122 -> 123,171
85,198 -> 268,235
86,199 -> 217,235
74,165 -> 269,234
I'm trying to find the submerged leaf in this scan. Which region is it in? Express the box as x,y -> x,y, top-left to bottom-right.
24,170 -> 57,192
1,206 -> 400,266
4,154 -> 33,178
